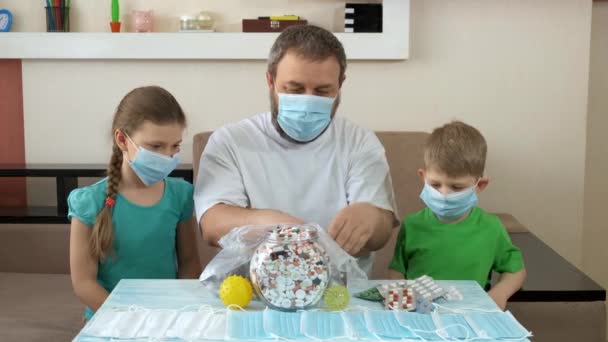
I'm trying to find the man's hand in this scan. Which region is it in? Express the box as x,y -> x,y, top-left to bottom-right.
201,204 -> 304,246
328,203 -> 392,255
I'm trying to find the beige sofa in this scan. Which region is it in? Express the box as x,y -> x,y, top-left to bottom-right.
0,224 -> 83,341
0,131 -> 604,341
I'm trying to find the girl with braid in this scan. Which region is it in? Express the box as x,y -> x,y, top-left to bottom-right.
68,86 -> 201,320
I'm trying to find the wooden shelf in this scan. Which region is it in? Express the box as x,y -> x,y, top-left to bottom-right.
0,206 -> 68,224
0,0 -> 409,60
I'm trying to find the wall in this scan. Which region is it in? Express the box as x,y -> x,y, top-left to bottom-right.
583,0 -> 608,301
5,0 -> 594,265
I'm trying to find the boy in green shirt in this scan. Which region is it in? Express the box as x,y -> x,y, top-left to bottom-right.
388,121 -> 526,310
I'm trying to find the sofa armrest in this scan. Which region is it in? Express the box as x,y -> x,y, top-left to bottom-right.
495,213 -> 529,233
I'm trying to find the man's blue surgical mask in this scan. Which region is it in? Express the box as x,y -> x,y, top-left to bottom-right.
277,93 -> 335,142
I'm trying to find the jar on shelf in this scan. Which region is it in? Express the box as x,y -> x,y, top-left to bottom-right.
250,225 -> 330,311
180,16 -> 199,31
197,11 -> 214,30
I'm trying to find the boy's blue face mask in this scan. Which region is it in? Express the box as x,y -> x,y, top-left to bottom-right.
126,134 -> 180,186
420,181 -> 479,220
276,93 -> 335,143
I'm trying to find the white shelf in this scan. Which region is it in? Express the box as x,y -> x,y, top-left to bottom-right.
0,0 -> 409,60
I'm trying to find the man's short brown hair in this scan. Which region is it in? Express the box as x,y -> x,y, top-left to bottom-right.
268,25 -> 347,82
424,121 -> 487,178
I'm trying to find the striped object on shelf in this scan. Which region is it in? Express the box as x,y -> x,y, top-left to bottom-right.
345,3 -> 382,33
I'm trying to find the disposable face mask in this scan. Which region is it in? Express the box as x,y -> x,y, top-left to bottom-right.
165,311 -> 206,339
126,134 -> 180,186
432,311 -> 477,340
165,309 -> 227,340
420,182 -> 478,220
277,93 -> 334,142
135,309 -> 177,338
263,308 -> 305,339
84,307 -> 149,338
364,310 -> 417,339
301,311 -> 351,340
342,311 -> 377,340
465,311 -> 532,340
227,310 -> 272,340
202,311 -> 228,340
394,311 -> 442,340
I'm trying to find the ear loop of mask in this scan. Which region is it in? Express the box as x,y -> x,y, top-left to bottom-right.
433,303 -> 502,314
122,133 -> 140,164
393,309 -> 475,342
431,309 -> 505,342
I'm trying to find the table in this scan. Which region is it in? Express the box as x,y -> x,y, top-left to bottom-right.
0,163 -> 193,224
500,233 -> 606,302
73,279 -> 531,342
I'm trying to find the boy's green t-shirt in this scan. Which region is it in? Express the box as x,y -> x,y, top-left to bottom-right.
389,207 -> 524,288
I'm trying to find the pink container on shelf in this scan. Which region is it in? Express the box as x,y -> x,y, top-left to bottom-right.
132,10 -> 153,32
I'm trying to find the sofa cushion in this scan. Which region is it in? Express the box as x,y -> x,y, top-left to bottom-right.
0,224 -> 70,274
0,272 -> 83,342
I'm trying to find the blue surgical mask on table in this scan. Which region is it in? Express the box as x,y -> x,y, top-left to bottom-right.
420,181 -> 479,220
342,311 -> 377,340
394,311 -> 442,340
227,310 -> 271,340
125,134 -> 180,186
263,308 -> 305,339
277,93 -> 335,142
465,311 -> 532,340
364,310 -> 418,339
81,304 -> 531,341
432,312 -> 477,340
301,310 -> 351,340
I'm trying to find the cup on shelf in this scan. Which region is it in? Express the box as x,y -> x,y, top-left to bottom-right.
132,10 -> 154,33
45,6 -> 70,32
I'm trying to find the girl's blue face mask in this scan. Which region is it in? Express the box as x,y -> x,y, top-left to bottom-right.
276,93 -> 335,143
125,134 -> 180,186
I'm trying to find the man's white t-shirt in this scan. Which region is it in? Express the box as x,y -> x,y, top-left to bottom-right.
194,112 -> 399,274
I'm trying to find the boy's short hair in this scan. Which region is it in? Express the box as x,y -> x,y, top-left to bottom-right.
424,121 -> 487,178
